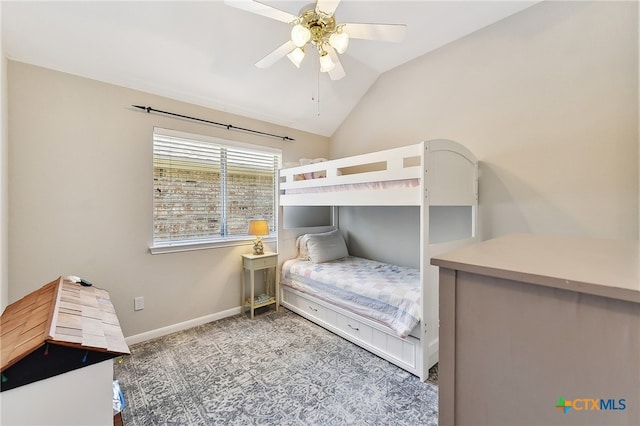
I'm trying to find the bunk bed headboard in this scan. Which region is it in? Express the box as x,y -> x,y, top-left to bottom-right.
426,139 -> 478,207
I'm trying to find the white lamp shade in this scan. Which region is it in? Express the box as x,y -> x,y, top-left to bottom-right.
319,53 -> 335,72
329,31 -> 349,54
287,47 -> 305,68
291,24 -> 311,48
248,220 -> 269,236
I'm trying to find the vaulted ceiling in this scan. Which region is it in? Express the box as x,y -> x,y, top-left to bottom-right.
2,1 -> 540,136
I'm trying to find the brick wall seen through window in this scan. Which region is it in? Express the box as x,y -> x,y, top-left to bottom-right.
153,128 -> 280,246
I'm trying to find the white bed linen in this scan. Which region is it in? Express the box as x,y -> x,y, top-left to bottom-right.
284,178 -> 419,195
280,256 -> 421,338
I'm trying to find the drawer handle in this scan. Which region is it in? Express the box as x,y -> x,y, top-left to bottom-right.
309,306 -> 318,312
347,324 -> 359,331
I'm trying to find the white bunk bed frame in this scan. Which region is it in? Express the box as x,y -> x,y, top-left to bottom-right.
278,139 -> 478,381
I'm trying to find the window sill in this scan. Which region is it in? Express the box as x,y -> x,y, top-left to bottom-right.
149,236 -> 277,255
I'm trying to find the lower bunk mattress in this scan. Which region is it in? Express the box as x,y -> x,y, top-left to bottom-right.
280,256 -> 421,338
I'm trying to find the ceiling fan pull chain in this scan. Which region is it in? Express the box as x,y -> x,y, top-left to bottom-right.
317,68 -> 321,116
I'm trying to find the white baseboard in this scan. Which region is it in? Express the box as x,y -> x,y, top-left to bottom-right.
125,306 -> 241,346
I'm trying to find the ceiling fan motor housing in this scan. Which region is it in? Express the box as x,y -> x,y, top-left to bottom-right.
299,8 -> 336,47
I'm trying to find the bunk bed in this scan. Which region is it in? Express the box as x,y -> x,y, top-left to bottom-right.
278,140 -> 478,381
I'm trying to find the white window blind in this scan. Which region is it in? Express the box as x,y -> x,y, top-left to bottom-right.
152,128 -> 280,249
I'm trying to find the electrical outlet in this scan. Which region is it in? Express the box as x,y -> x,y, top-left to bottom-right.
134,296 -> 144,311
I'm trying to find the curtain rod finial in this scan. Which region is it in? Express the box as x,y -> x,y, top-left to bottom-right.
132,105 -> 151,113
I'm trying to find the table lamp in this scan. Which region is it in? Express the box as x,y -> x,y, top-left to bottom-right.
248,219 -> 269,255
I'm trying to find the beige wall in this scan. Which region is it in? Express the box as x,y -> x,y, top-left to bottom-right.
331,1 -> 639,241
7,61 -> 329,336
1,1 -> 8,312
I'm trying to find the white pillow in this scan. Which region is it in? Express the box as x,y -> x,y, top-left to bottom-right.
295,234 -> 311,259
299,158 -> 313,180
306,229 -> 349,263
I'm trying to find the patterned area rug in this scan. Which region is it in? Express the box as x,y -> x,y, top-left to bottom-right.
114,308 -> 438,425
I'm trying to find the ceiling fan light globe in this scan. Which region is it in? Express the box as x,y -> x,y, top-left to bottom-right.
319,53 -> 335,72
329,32 -> 349,54
287,47 -> 305,68
291,24 -> 311,48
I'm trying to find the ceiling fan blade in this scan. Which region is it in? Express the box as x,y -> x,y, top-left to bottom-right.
316,0 -> 341,16
342,23 -> 407,42
224,0 -> 297,24
255,40 -> 296,68
327,47 -> 345,81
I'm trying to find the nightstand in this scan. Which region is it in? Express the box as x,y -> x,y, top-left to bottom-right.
241,252 -> 279,319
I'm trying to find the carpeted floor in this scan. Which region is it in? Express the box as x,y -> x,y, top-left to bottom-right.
114,308 -> 438,425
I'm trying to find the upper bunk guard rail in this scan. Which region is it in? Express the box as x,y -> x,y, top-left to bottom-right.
281,166 -> 421,191
278,140 -> 478,207
280,143 -> 423,188
279,143 -> 423,206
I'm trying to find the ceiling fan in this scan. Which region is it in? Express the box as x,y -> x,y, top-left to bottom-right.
224,0 -> 407,80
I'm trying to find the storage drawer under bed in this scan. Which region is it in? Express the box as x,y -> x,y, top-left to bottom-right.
283,290 -> 326,322
281,286 -> 422,375
335,312 -> 373,344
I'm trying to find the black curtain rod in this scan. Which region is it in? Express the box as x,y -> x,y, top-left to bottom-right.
132,105 -> 295,142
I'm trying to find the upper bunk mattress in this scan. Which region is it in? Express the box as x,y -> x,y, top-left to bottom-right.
281,256 -> 420,338
283,178 -> 419,195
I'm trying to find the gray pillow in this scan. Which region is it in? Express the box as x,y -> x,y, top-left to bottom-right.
306,229 -> 349,263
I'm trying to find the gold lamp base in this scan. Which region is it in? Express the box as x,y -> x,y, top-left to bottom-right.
253,237 -> 264,255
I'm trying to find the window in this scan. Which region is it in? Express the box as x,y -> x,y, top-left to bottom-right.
152,128 -> 281,252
